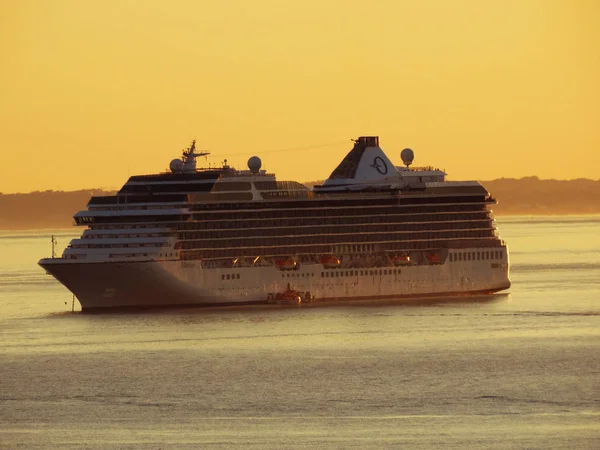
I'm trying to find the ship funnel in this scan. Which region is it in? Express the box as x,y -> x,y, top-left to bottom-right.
321,136 -> 399,187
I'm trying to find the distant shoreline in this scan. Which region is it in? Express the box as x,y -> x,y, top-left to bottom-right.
1,178 -> 599,230
3,213 -> 600,231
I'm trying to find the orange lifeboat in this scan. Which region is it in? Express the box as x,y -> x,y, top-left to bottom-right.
275,289 -> 302,305
320,255 -> 340,269
391,255 -> 411,266
275,258 -> 297,271
425,252 -> 441,264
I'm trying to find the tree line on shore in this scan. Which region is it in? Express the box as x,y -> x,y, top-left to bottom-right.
1,177 -> 599,230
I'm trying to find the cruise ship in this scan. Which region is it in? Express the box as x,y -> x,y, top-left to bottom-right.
39,136 -> 510,311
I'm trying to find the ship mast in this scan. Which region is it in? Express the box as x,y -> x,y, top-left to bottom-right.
182,140 -> 210,173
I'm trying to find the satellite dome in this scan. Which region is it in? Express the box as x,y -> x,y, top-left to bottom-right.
401,148 -> 414,167
248,156 -> 262,173
170,158 -> 184,173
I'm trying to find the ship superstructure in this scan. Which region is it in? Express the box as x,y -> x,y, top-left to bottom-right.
39,137 -> 510,310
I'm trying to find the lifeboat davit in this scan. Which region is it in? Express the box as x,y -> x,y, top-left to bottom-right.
275,258 -> 297,270
320,255 -> 340,269
391,255 -> 411,266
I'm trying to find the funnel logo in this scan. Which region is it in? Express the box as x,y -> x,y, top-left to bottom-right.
370,156 -> 388,175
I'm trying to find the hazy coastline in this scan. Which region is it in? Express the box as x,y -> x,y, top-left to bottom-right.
1,177 -> 599,230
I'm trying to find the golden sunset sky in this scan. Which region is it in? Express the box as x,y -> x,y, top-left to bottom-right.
1,0 -> 598,193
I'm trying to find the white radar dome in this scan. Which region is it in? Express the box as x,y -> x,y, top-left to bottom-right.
170,158 -> 184,173
401,148 -> 414,167
248,156 -> 262,173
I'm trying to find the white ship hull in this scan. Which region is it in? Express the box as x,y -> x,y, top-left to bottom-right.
39,247 -> 510,311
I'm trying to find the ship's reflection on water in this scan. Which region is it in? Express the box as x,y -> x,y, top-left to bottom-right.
61,292 -> 511,316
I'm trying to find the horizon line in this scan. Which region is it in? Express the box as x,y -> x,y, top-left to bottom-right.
2,175 -> 600,196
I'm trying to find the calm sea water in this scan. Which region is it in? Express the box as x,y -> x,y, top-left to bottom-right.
1,216 -> 599,449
